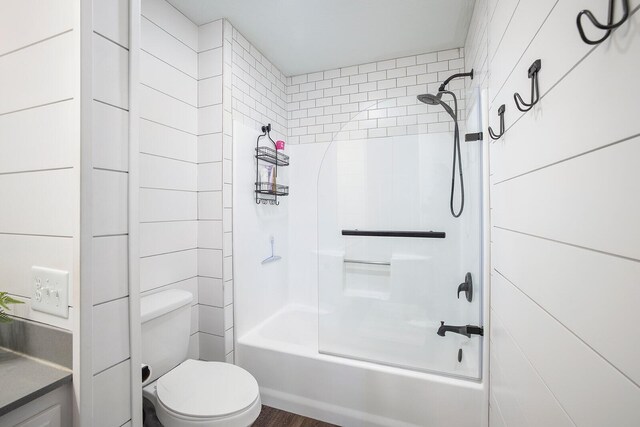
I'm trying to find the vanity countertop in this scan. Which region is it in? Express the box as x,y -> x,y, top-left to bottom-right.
0,348 -> 72,416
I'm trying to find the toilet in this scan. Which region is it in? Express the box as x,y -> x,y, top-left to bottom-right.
141,289 -> 261,426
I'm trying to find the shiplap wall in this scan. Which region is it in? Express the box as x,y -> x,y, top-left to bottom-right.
138,0 -> 201,363
197,18 -> 232,362
90,0 -> 133,426
465,1 -> 640,426
0,0 -> 79,331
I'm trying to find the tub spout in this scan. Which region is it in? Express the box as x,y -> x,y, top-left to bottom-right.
437,321 -> 483,338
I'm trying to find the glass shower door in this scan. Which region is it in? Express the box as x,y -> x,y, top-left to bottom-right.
317,95 -> 484,379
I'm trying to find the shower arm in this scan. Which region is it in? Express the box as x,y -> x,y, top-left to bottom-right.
438,69 -> 474,92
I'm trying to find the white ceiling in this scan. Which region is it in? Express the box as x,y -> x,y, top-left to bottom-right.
166,0 -> 475,76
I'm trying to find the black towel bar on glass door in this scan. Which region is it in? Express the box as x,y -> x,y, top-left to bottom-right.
341,230 -> 446,238
577,0 -> 629,45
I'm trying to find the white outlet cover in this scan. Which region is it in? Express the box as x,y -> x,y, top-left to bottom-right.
31,266 -> 69,318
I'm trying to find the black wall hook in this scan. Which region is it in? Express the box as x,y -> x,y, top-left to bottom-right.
577,0 -> 629,45
514,59 -> 542,112
488,104 -> 506,140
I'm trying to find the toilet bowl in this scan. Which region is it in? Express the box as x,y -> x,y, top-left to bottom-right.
141,290 -> 261,426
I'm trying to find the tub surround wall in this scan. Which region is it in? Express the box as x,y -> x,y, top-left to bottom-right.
465,1 -> 640,426
225,20 -> 291,343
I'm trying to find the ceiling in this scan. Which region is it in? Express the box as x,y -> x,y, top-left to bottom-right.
167,0 -> 476,76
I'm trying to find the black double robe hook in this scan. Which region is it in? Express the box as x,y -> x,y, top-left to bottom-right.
488,104 -> 506,140
514,59 -> 542,112
577,0 -> 629,45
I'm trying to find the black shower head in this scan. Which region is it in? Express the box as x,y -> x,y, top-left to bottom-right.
417,93 -> 443,105
417,92 -> 455,119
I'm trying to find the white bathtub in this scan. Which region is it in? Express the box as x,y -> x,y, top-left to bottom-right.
237,305 -> 486,427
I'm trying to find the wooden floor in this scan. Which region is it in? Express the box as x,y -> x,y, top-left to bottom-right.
252,405 -> 338,427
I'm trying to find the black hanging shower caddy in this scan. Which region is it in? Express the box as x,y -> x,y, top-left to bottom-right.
255,123 -> 289,205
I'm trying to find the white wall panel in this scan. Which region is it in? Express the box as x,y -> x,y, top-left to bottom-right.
486,0 -> 519,64
93,170 -> 128,236
141,17 -> 197,78
93,0 -> 129,48
0,31 -> 75,115
0,234 -> 74,299
493,138 -> 640,260
493,227 -> 640,385
197,48 -> 222,79
140,221 -> 198,257
493,273 -> 640,426
466,1 -> 640,424
199,332 -> 225,361
140,189 -> 197,222
93,34 -> 129,110
489,392 -> 507,427
197,221 -> 223,249
93,235 -> 129,305
490,312 -> 573,427
197,162 -> 222,191
198,20 -> 223,52
197,134 -> 223,163
140,84 -> 198,134
197,193 -> 223,220
489,348 -> 527,427
490,9 -> 640,182
488,0 -> 556,102
0,169 -> 76,236
199,305 -> 224,336
198,277 -> 223,307
140,154 -> 197,190
0,0 -> 74,56
142,0 -> 198,50
93,101 -> 129,172
93,297 -> 130,374
198,75 -> 223,107
198,104 -> 223,135
140,249 -> 198,292
141,51 -> 197,106
197,249 -> 223,278
0,100 -> 76,174
140,118 -> 197,162
93,359 -> 131,427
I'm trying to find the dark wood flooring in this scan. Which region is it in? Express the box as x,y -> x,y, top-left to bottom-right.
253,405 -> 339,427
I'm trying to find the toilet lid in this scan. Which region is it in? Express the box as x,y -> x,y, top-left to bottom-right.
156,360 -> 259,419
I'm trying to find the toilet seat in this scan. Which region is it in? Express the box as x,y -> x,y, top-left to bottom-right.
154,359 -> 261,426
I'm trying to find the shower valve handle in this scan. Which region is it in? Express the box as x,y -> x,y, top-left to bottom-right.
457,272 -> 473,302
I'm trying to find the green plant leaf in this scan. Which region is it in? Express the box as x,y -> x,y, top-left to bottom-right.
0,292 -> 24,312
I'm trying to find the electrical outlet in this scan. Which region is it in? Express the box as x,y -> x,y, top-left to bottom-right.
31,266 -> 69,318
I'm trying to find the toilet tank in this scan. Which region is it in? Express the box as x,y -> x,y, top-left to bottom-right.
141,290 -> 193,383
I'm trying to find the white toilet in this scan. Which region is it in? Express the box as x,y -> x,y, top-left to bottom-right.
141,289 -> 261,426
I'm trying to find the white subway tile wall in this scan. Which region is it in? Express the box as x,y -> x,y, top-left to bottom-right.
286,48 -> 465,144
229,23 -> 288,142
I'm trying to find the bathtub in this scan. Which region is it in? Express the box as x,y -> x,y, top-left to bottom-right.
237,305 -> 485,427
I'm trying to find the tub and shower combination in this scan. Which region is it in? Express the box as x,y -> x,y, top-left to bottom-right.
233,91 -> 489,427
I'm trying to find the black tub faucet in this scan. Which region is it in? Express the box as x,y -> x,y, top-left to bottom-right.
437,321 -> 484,338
